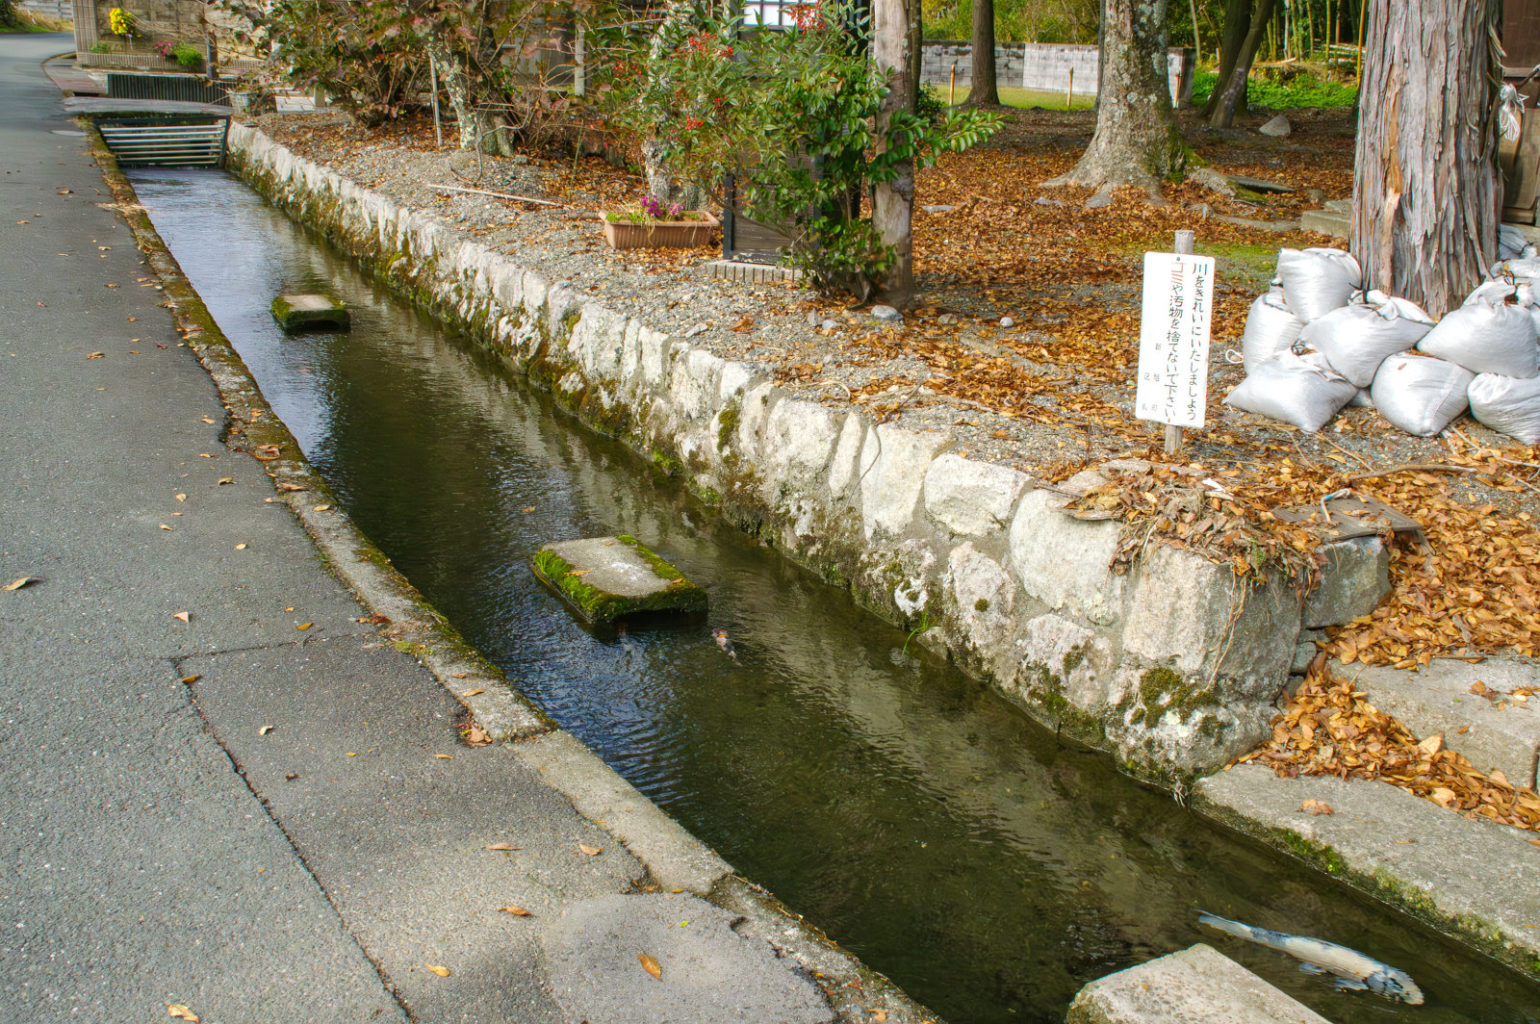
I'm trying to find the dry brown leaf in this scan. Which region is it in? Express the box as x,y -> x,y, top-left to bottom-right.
167,1006 -> 199,1022
180,674 -> 199,684
2,577 -> 38,592
174,493 -> 186,503
85,351 -> 104,359
296,622 -> 313,631
499,905 -> 533,916
463,720 -> 490,746
1417,733 -> 1444,757
578,843 -> 602,856
484,842 -> 518,851
462,688 -> 486,697
173,611 -> 190,623
259,725 -> 274,736
425,964 -> 450,977
638,953 -> 662,980
1300,799 -> 1334,816
312,504 -> 331,512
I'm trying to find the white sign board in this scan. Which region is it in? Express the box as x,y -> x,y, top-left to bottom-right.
1135,251 -> 1216,430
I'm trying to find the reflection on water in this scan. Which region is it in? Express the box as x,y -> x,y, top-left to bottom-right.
129,167 -> 1540,1024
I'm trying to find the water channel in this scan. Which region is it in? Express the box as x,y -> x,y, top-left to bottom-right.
128,167 -> 1540,1024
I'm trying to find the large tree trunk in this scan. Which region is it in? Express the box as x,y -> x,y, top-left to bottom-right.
1201,0 -> 1252,119
643,0 -> 706,208
964,0 -> 1000,107
1208,0 -> 1274,128
1048,0 -> 1181,193
873,0 -> 916,307
1352,0 -> 1500,318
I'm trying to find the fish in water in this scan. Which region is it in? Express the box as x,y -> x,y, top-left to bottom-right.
711,628 -> 738,662
1198,912 -> 1423,1005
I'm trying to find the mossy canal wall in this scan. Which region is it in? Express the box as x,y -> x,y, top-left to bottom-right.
223,122 -> 1371,782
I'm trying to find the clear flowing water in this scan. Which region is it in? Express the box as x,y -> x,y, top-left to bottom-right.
129,167 -> 1540,1024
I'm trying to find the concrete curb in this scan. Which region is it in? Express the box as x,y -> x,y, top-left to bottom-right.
84,118 -> 942,1024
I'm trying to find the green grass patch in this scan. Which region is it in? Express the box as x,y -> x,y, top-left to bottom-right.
1199,241 -> 1281,292
1190,69 -> 1358,110
927,83 -> 1095,111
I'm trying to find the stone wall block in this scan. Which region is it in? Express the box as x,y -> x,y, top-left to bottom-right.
545,282 -> 580,341
923,454 -> 1026,539
827,412 -> 867,501
1121,545 -> 1302,691
760,399 -> 838,508
1008,490 -> 1124,626
857,425 -> 950,541
619,319 -> 643,384
669,347 -> 724,422
732,382 -> 776,462
942,542 -> 1020,680
571,304 -> 626,379
1303,536 -> 1390,628
639,326 -> 671,387
718,361 -> 759,403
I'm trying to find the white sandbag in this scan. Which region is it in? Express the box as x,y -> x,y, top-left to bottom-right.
1347,388 -> 1374,408
1369,353 -> 1474,437
1489,256 -> 1540,285
1299,291 -> 1434,387
1276,247 -> 1362,323
1498,224 -> 1535,261
1240,286 -> 1303,371
1418,281 -> 1540,377
1468,372 -> 1540,444
1223,351 -> 1358,433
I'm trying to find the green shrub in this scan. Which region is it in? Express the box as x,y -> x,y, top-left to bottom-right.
172,41 -> 203,70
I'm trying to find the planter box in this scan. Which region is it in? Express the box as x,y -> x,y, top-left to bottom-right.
601,211 -> 719,250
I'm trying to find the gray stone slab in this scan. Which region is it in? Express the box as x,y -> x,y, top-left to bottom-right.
1303,536 -> 1389,628
533,535 -> 706,624
1193,765 -> 1540,971
1300,208 -> 1350,240
186,638 -> 645,1024
1337,657 -> 1540,789
541,893 -> 836,1024
1067,943 -> 1330,1024
272,292 -> 349,330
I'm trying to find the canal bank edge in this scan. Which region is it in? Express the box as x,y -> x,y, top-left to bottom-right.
216,120 -> 1540,985
85,122 -> 943,1024
221,120 -> 1363,785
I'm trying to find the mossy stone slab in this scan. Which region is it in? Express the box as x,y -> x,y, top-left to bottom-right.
272,293 -> 350,331
532,535 -> 707,625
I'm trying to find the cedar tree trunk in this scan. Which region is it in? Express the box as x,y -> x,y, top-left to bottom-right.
1201,0 -> 1252,119
1351,0 -> 1500,317
964,0 -> 1000,107
1048,0 -> 1182,193
1208,0 -> 1274,128
873,0 -> 916,307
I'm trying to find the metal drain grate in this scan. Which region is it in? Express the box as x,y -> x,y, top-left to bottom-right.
106,72 -> 230,106
98,119 -> 229,167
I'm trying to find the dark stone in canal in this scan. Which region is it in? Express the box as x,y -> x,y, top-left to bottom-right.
271,293 -> 350,331
532,535 -> 707,625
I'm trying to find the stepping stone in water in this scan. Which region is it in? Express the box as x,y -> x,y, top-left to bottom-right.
532,536 -> 707,626
271,293 -> 350,331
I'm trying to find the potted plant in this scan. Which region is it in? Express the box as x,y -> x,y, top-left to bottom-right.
601,196 -> 719,250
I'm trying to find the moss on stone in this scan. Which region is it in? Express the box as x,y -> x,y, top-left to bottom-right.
974,598 -> 990,613
532,539 -> 707,624
716,404 -> 740,452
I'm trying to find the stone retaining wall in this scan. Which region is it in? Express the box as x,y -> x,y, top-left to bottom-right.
223,122 -> 1373,781
919,42 -> 1026,88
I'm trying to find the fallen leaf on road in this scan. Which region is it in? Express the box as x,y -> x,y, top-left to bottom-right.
180,674 -> 199,684
175,494 -> 186,502
167,1005 -> 199,1022
434,754 -> 453,759
173,611 -> 190,623
578,843 -> 601,857
216,477 -> 234,486
285,772 -> 298,780
234,543 -> 247,550
639,954 -> 662,980
201,416 -> 216,424
2,577 -> 39,592
86,351 -> 104,359
1417,733 -> 1444,757
1300,799 -> 1334,816
296,622 -> 312,631
871,1011 -> 888,1022
158,524 -> 172,531
259,726 -> 274,736
499,905 -> 533,916
462,720 -> 490,746
425,965 -> 450,977
312,504 -> 331,512
1529,839 -> 1540,849
484,842 -> 518,851
462,688 -> 485,697
276,482 -> 303,492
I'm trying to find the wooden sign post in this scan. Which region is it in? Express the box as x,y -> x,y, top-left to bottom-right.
1135,230 -> 1214,455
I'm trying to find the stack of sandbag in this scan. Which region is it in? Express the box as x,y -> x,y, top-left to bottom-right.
1224,247 -> 1540,443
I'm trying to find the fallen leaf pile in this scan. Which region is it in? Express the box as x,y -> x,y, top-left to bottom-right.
1241,665 -> 1540,832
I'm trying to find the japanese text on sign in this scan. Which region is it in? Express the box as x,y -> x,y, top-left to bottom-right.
1135,251 -> 1215,430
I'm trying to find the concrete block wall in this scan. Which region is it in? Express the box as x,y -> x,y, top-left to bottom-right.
224,122 -> 1364,781
920,41 -> 1196,106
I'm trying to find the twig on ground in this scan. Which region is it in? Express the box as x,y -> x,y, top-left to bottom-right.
429,183 -> 562,207
1344,462 -> 1482,483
